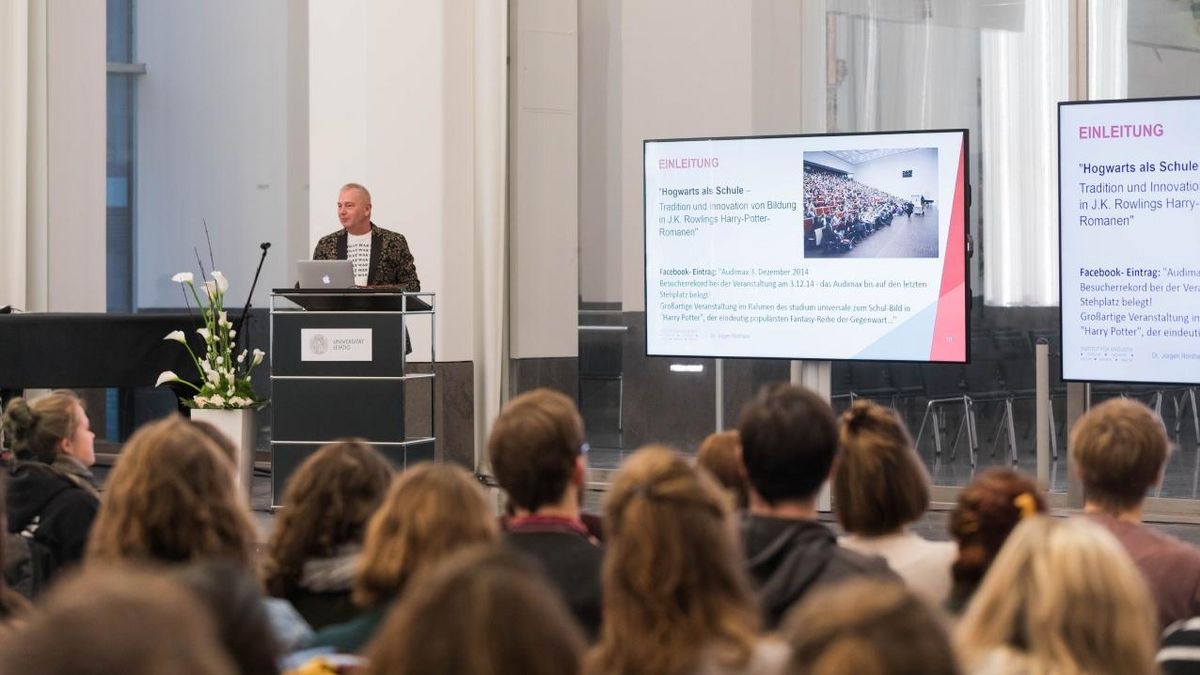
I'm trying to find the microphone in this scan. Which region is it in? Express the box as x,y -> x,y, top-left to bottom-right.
235,242 -> 271,352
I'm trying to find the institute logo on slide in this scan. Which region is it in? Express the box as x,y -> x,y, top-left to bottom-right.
309,334 -> 329,356
322,274 -> 332,285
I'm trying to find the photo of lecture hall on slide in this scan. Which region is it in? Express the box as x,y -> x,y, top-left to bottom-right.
802,148 -> 938,258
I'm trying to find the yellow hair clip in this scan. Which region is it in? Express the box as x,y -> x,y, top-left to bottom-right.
1014,492 -> 1038,519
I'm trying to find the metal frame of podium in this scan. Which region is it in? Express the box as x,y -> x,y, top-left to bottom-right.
268,290 -> 436,508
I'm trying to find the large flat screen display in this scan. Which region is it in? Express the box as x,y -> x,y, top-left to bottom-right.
1059,97 -> 1200,385
644,130 -> 970,362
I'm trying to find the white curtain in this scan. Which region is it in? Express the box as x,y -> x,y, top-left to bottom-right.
473,0 -> 507,471
0,1 -> 29,309
980,2 -> 1069,306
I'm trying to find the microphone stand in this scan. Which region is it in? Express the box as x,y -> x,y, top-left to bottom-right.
235,242 -> 270,353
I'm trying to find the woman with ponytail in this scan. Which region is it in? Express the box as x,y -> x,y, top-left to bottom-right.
832,401 -> 955,606
1,390 -> 99,584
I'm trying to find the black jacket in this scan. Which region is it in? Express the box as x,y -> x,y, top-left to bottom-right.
6,461 -> 99,578
504,520 -> 604,640
741,515 -> 897,629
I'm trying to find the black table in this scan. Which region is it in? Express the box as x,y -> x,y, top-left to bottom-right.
0,312 -> 212,437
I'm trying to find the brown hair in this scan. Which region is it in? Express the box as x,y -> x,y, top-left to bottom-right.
946,469 -> 1046,612
585,446 -> 759,675
1,390 -> 83,463
957,517 -> 1157,675
784,579 -> 960,675
1069,398 -> 1168,513
0,566 -> 236,675
264,439 -> 394,597
696,430 -> 748,509
86,416 -> 258,569
364,545 -> 585,675
738,383 -> 838,503
834,401 -> 930,536
488,388 -> 585,513
353,462 -> 497,608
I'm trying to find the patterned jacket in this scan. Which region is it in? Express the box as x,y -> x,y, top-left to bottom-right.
312,224 -> 420,291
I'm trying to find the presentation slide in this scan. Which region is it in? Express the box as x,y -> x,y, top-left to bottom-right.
1059,97 -> 1200,385
644,130 -> 969,362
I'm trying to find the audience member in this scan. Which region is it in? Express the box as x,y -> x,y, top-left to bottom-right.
86,416 -> 257,568
364,545 -> 585,675
308,462 -> 498,654
2,391 -> 100,581
487,387 -> 603,638
697,429 -> 749,510
1159,617 -> 1200,675
0,566 -> 236,675
264,439 -> 393,629
175,559 -> 282,675
945,468 -> 1045,614
585,446 -> 787,675
782,578 -> 959,675
956,516 -> 1158,675
0,476 -> 30,635
737,383 -> 895,628
1070,397 -> 1200,628
833,401 -> 955,606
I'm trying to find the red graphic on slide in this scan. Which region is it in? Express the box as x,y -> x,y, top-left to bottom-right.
929,148 -> 967,362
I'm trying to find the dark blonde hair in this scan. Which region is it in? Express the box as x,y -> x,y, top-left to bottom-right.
957,517 -> 1157,675
1069,398 -> 1168,513
784,579 -> 960,675
1,390 -> 83,463
364,545 -> 585,675
696,430 -> 748,509
86,416 -> 257,569
488,388 -> 586,512
353,462 -> 497,608
947,469 -> 1046,612
834,401 -> 930,535
0,566 -> 236,675
264,439 -> 394,597
586,446 -> 759,675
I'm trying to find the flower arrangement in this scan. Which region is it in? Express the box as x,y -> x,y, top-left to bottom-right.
155,268 -> 266,409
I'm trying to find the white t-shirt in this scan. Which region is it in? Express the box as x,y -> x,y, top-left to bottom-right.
347,232 -> 372,286
839,531 -> 956,607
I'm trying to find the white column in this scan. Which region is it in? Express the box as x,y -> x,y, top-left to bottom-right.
474,0 -> 508,468
0,1 -> 29,309
44,0 -> 105,312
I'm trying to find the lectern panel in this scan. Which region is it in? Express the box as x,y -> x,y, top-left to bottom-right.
272,379 -> 405,441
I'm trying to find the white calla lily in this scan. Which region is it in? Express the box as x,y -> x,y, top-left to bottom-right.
251,349 -> 265,367
171,272 -> 194,284
155,371 -> 181,387
211,271 -> 229,293
197,327 -> 211,341
163,330 -> 187,344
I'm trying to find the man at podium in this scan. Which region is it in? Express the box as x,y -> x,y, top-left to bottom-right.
313,183 -> 421,290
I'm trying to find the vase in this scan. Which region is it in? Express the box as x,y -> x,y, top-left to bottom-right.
191,407 -> 257,496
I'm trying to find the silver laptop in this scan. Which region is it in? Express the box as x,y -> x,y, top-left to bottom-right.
297,260 -> 355,288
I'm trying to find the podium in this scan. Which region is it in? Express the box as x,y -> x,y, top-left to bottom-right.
269,289 -> 436,506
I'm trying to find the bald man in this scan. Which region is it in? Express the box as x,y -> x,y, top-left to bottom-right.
312,183 -> 420,290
